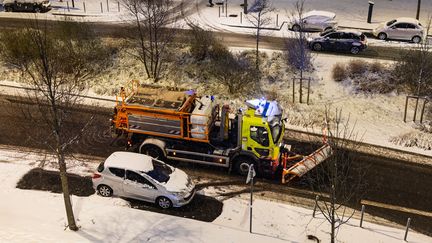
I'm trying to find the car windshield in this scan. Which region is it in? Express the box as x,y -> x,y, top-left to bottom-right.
270,121 -> 283,144
145,159 -> 173,183
386,20 -> 397,26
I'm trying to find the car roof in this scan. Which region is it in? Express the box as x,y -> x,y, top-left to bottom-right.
395,17 -> 421,25
104,152 -> 154,172
323,30 -> 362,36
304,10 -> 336,19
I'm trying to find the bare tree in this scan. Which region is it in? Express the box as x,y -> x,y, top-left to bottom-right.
285,0 -> 313,83
123,0 -> 176,82
306,109 -> 367,243
0,18 -> 111,231
246,0 -> 274,71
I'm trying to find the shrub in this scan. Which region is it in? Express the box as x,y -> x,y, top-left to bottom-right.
370,61 -> 385,73
332,63 -> 347,82
188,24 -> 216,61
348,59 -> 368,76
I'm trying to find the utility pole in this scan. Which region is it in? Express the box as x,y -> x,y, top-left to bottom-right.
416,0 -> 421,20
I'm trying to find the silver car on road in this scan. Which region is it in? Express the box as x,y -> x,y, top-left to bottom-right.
289,10 -> 337,32
373,17 -> 424,43
92,152 -> 196,209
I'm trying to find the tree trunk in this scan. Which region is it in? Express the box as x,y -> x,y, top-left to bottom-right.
58,151 -> 78,231
255,12 -> 261,71
331,208 -> 335,243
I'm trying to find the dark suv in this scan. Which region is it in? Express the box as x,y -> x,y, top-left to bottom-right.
3,0 -> 51,13
308,31 -> 368,54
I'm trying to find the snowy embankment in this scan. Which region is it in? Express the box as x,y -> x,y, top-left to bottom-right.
1,145 -> 431,243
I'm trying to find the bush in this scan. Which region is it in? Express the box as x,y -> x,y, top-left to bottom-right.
188,24 -> 216,61
348,59 -> 368,76
370,61 -> 384,73
392,49 -> 432,95
332,63 -> 347,82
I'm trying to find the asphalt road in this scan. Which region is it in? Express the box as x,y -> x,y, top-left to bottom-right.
0,93 -> 431,235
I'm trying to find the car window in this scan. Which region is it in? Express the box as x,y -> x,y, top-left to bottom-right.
145,159 -> 172,183
126,170 -> 156,189
326,33 -> 340,39
109,167 -> 125,178
386,19 -> 397,26
394,23 -> 407,29
406,24 -> 416,29
97,161 -> 105,172
250,126 -> 270,147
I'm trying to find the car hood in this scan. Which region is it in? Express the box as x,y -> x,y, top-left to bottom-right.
164,168 -> 194,193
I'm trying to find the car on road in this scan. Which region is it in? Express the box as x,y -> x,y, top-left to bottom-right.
92,152 -> 196,209
3,0 -> 51,13
289,10 -> 337,32
308,30 -> 368,54
373,17 -> 424,43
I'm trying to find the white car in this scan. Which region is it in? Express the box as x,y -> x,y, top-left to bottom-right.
289,10 -> 337,32
92,152 -> 196,209
373,17 -> 424,43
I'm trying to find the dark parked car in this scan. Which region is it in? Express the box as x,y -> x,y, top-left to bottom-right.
3,0 -> 51,13
308,31 -> 368,54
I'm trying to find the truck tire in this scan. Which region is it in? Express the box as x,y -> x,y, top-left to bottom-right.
233,157 -> 254,176
141,144 -> 165,160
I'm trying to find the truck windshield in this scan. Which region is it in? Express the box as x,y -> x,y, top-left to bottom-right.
270,123 -> 283,144
146,159 -> 173,183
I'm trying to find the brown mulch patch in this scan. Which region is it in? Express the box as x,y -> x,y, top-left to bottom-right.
16,168 -> 94,197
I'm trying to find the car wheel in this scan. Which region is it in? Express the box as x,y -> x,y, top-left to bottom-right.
292,24 -> 301,32
234,157 -> 253,176
98,185 -> 113,197
412,36 -> 421,44
141,145 -> 164,160
350,46 -> 360,55
157,196 -> 173,209
378,32 -> 387,40
312,43 -> 323,51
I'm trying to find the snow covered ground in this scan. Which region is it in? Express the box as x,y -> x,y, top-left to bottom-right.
0,145 -> 431,243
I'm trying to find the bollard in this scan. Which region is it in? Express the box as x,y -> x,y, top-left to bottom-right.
240,12 -> 242,24
118,2 -> 120,12
360,205 -> 365,228
276,14 -> 279,27
312,195 -> 319,218
218,6 -> 220,17
367,1 -> 374,23
243,0 -> 247,14
100,2 -> 103,13
66,1 -> 70,12
83,1 -> 86,12
107,0 -> 109,12
404,218 -> 411,241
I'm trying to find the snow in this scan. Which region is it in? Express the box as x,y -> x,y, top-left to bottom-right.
1,145 -> 432,243
104,151 -> 154,172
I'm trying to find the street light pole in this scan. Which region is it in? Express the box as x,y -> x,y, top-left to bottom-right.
416,0 -> 421,20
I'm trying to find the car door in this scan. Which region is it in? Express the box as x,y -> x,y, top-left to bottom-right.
248,126 -> 271,157
335,32 -> 350,52
124,170 -> 158,202
323,32 -> 340,51
106,167 -> 126,196
389,23 -> 406,39
404,23 -> 418,40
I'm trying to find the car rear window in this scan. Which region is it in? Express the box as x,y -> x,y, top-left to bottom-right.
97,161 -> 105,172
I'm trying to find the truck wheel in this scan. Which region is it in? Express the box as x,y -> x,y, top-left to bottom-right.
141,145 -> 165,160
234,157 -> 253,176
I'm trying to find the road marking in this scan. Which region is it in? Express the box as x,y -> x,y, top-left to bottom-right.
361,199 -> 432,218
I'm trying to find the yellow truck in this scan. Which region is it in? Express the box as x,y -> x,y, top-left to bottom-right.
111,80 -> 331,182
